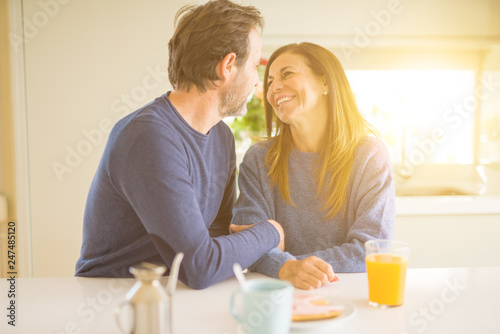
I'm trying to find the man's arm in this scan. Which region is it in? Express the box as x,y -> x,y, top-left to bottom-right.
110,120 -> 281,289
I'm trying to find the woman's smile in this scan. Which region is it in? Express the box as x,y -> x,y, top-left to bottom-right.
276,95 -> 295,108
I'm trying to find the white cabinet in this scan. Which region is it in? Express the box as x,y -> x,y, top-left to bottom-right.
395,213 -> 500,268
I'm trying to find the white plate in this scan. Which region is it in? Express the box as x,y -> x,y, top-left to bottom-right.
290,296 -> 357,331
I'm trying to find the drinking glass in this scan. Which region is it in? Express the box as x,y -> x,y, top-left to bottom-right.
365,239 -> 410,307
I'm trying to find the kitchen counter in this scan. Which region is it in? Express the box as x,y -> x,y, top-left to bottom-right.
396,195 -> 500,215
395,164 -> 500,215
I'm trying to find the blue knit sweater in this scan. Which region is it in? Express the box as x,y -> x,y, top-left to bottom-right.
75,93 -> 279,289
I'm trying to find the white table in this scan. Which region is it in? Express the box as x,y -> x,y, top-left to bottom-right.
1,267 -> 499,334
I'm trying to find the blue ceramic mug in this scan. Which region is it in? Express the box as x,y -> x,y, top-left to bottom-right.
230,278 -> 293,334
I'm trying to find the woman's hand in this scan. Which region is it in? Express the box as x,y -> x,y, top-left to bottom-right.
278,256 -> 337,290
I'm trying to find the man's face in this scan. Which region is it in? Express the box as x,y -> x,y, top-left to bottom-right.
219,29 -> 262,118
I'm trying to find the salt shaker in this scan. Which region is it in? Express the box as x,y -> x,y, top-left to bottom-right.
116,262 -> 170,334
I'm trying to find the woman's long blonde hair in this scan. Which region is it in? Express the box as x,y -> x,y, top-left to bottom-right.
263,43 -> 379,220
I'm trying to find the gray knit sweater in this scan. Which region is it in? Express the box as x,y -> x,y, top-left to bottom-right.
232,136 -> 395,278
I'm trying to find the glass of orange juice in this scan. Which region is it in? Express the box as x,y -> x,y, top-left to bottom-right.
365,239 -> 409,308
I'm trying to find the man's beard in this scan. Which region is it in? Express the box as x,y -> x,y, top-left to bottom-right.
219,74 -> 251,118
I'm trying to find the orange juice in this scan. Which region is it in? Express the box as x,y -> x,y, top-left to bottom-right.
366,253 -> 408,306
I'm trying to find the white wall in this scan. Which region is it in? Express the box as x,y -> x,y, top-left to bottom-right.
21,0 -> 182,277
12,0 -> 500,277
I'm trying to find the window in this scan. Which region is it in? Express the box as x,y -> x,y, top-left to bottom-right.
479,71 -> 500,165
347,70 -> 477,173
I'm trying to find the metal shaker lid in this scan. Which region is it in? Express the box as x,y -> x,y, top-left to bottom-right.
129,262 -> 166,281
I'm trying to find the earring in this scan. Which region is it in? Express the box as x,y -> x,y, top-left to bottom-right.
323,91 -> 328,95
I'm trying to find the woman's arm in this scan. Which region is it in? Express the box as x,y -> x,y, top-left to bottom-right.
231,144 -> 295,276
294,139 -> 395,272
232,145 -> 336,289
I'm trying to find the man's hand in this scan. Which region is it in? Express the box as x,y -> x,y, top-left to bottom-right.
229,219 -> 285,251
278,256 -> 337,290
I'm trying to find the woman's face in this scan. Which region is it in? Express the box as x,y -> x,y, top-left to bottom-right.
266,52 -> 328,127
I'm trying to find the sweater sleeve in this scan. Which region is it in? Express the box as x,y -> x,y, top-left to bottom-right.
209,149 -> 237,238
109,121 -> 280,289
295,140 -> 395,272
232,145 -> 295,278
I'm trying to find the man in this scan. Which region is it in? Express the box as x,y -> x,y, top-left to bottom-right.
75,0 -> 284,289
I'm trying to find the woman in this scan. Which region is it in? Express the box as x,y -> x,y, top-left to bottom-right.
230,43 -> 395,290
